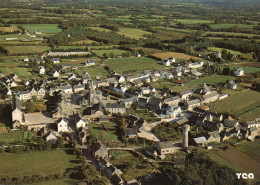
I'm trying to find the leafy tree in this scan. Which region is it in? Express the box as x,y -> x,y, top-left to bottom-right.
37,138 -> 45,150
44,141 -> 52,150
56,137 -> 64,148
25,101 -> 36,113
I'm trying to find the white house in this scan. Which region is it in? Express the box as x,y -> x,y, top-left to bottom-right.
52,58 -> 60,64
234,67 -> 244,76
16,91 -> 31,100
76,119 -> 87,129
166,106 -> 181,119
52,71 -> 60,78
45,131 -> 60,144
57,118 -> 69,132
141,87 -> 150,95
39,66 -> 45,74
60,85 -> 73,94
85,59 -> 95,66
227,80 -> 237,89
24,57 -> 29,62
74,84 -> 85,93
156,141 -> 175,155
214,52 -> 222,58
118,76 -> 125,83
163,60 -> 171,66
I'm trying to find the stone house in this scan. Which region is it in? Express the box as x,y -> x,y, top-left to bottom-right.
156,141 -> 175,155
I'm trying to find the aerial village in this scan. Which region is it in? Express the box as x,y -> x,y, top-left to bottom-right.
1,52 -> 259,184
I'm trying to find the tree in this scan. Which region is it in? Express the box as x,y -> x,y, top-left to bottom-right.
44,141 -> 52,150
25,101 -> 36,113
35,104 -> 46,112
109,52 -> 116,58
72,139 -> 77,149
37,138 -> 45,150
103,53 -> 109,59
119,117 -> 126,130
56,137 -> 64,148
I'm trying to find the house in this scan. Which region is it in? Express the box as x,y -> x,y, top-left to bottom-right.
227,80 -> 237,89
163,60 -> 171,66
78,127 -> 89,145
85,59 -> 95,66
156,141 -> 175,154
173,67 -> 183,76
38,66 -> 45,74
234,67 -> 244,76
214,52 -> 222,58
12,98 -> 23,124
166,106 -> 181,118
138,97 -> 148,108
45,131 -> 60,144
68,73 -> 79,81
248,127 -> 260,140
190,69 -> 202,76
74,84 -> 85,93
179,90 -> 193,100
164,96 -> 180,106
60,85 -> 73,94
91,141 -> 109,158
16,90 -> 31,100
35,30 -> 42,34
205,131 -> 221,143
57,118 -> 69,132
52,71 -> 59,78
202,91 -> 219,104
124,128 -> 138,138
24,57 -> 29,62
146,98 -> 162,112
186,61 -> 204,69
118,76 -> 125,83
193,136 -> 208,147
186,99 -> 201,111
52,58 -> 60,64
106,103 -> 126,114
76,119 -> 87,129
121,96 -> 138,108
141,87 -> 150,94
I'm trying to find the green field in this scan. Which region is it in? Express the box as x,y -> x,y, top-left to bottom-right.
89,27 -> 111,32
187,75 -> 236,85
106,57 -> 165,73
226,65 -> 260,74
0,34 -> 28,41
0,131 -> 32,144
0,67 -> 33,78
0,150 -> 78,178
107,18 -> 132,22
88,122 -> 119,144
211,89 -> 260,120
208,47 -> 242,55
205,31 -> 259,38
58,46 -> 86,49
236,140 -> 260,162
209,24 -> 254,29
76,66 -> 109,78
5,46 -> 50,54
175,19 -> 213,24
117,28 -> 152,40
18,24 -> 62,34
92,49 -> 127,57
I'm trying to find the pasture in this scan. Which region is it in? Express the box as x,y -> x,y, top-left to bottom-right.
174,19 -> 213,24
0,26 -> 20,32
88,122 -> 119,144
211,89 -> 260,120
208,47 -> 243,55
89,27 -> 111,32
0,150 -> 78,178
18,24 -> 62,34
0,131 -> 32,144
76,66 -> 109,78
107,18 -> 132,22
152,52 -> 201,60
5,46 -> 50,55
92,49 -> 127,57
0,67 -> 33,78
226,65 -> 260,74
209,24 -> 254,29
106,57 -> 165,73
187,75 -> 236,85
206,148 -> 260,182
117,28 -> 152,40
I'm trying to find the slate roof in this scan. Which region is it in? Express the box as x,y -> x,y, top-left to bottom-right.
106,103 -> 125,109
157,141 -> 174,149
